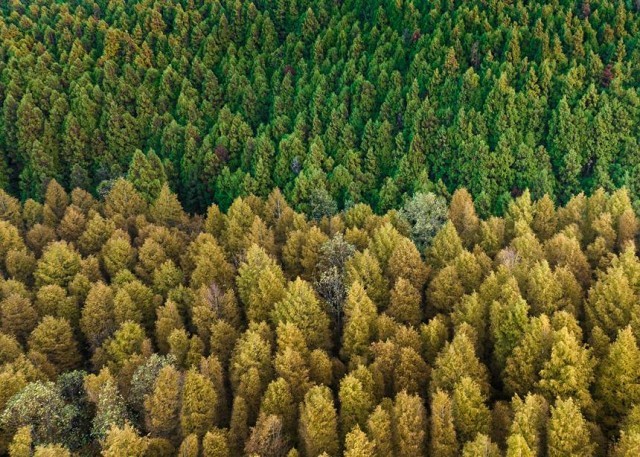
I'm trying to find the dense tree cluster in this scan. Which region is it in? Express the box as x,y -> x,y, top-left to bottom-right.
0,180 -> 638,456
1,0 -> 640,215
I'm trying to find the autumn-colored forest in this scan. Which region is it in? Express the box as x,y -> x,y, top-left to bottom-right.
0,180 -> 638,456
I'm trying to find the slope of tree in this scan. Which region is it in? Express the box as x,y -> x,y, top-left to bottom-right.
1,0 -> 639,216
0,181 -> 636,455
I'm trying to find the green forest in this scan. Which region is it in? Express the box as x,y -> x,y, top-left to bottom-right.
2,0 -> 640,456
1,0 -> 640,215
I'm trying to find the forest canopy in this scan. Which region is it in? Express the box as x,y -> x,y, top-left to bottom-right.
0,0 -> 640,215
0,181 -> 637,456
2,0 -> 640,455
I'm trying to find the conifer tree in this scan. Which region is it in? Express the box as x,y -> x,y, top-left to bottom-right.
341,281 -> 378,363
428,221 -> 465,269
150,184 -> 186,228
344,425 -> 375,457
145,365 -> 182,441
260,378 -> 297,440
34,242 -> 82,289
430,389 -> 458,457
1,294 -> 38,344
393,391 -> 427,457
202,428 -> 230,457
244,414 -> 290,457
28,317 -> 80,373
32,444 -> 71,457
127,150 -> 167,203
547,398 -> 595,457
431,331 -> 490,397
272,278 -> 331,350
504,315 -> 554,397
298,385 -> 339,457
91,379 -> 129,442
387,278 -> 422,326
178,434 -> 199,457
80,283 -> 116,351
345,250 -> 389,308
452,377 -> 492,445
180,369 -> 218,438
237,244 -> 287,323
509,394 -> 549,456
538,327 -> 595,414
339,374 -> 375,439
594,326 -> 640,431
506,434 -> 536,457
366,404 -> 394,457
228,396 -> 250,456
8,426 -> 32,457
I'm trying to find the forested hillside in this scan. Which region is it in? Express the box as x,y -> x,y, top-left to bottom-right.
1,0 -> 640,215
0,181 -> 638,456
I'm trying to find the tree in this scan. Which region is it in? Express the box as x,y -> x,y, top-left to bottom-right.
547,398 -> 595,457
428,221 -> 464,269
245,414 -> 290,457
155,300 -> 184,354
586,264 -> 637,340
393,391 -> 427,457
387,237 -> 429,291
506,434 -> 536,457
509,394 -> 549,457
345,250 -> 389,309
43,180 -> 68,227
129,354 -> 175,420
8,426 -> 32,457
178,434 -> 199,457
104,179 -> 147,221
28,317 -> 80,373
181,369 -> 218,438
57,206 -> 86,243
344,425 -> 375,457
449,188 -> 480,247
0,382 -> 75,446
272,278 -> 331,350
613,405 -> 640,457
452,377 -> 492,445
202,428 -> 229,457
341,281 -> 378,363
228,396 -> 250,456
400,192 -> 448,252
80,283 -> 116,351
366,404 -> 393,457
102,424 -> 148,457
91,380 -> 128,441
594,326 -> 640,431
431,331 -> 490,397
430,389 -> 458,457
1,294 -> 38,344
339,374 -> 375,439
237,244 -> 286,323
538,327 -> 595,415
150,184 -> 186,228
260,378 -> 297,440
298,385 -> 338,457
489,290 -> 530,375
461,434 -> 501,457
32,444 -> 72,457
127,150 -> 167,203
387,278 -> 422,326
145,365 -> 182,440
34,242 -> 81,288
